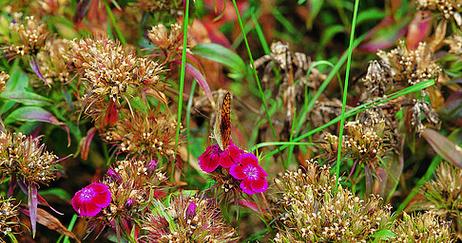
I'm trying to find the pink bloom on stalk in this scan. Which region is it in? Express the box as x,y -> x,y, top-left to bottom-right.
230,153 -> 268,195
71,182 -> 111,217
198,141 -> 243,173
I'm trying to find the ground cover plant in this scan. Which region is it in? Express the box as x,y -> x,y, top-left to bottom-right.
0,0 -> 461,242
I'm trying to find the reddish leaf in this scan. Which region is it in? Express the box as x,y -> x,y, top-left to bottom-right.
406,11 -> 431,50
238,199 -> 264,213
29,58 -> 46,82
28,183 -> 38,238
26,208 -> 80,243
103,100 -> 118,127
80,127 -> 96,160
422,128 -> 462,168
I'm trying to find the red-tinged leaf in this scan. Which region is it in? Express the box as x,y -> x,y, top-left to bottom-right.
17,174 -> 64,216
73,0 -> 91,24
359,16 -> 407,52
238,199 -> 263,213
22,208 -> 80,242
29,58 -> 46,82
103,100 -> 118,127
406,11 -> 431,50
5,106 -> 71,146
185,63 -> 214,105
36,208 -> 80,242
422,128 -> 462,168
28,183 -> 38,238
80,127 -> 96,160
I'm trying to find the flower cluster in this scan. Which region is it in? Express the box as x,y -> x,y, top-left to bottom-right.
141,195 -> 237,242
2,14 -> 49,59
272,161 -> 393,242
445,34 -> 462,55
148,23 -> 183,54
67,37 -> 165,127
416,162 -> 462,239
0,131 -> 60,185
103,109 -> 178,160
417,0 -> 462,24
35,38 -> 72,86
0,71 -> 8,92
377,41 -> 442,86
392,212 -> 453,242
198,141 -> 268,195
0,196 -> 20,236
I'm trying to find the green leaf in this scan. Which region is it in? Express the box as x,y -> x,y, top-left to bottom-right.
39,188 -> 71,201
371,229 -> 396,241
0,90 -> 52,106
192,43 -> 246,80
357,8 -> 385,25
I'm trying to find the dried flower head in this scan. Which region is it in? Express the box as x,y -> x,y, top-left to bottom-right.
445,34 -> 462,55
0,131 -> 59,185
2,14 -> 49,59
409,99 -> 441,133
272,162 -> 393,242
378,41 -> 442,86
392,212 -> 454,242
36,38 -> 72,86
417,0 -> 462,25
147,23 -> 182,52
0,196 -> 20,236
68,37 -> 164,125
103,109 -> 178,160
141,195 -> 237,242
319,117 -> 397,170
361,60 -> 394,98
0,71 -> 9,92
417,162 -> 462,238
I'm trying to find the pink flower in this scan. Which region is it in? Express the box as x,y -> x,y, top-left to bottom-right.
230,153 -> 268,195
198,141 -> 243,173
71,182 -> 111,217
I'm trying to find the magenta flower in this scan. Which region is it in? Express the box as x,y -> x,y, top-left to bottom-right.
230,153 -> 268,195
71,182 -> 111,217
198,141 -> 243,173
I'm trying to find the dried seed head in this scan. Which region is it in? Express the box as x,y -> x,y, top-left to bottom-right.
147,23 -> 182,51
0,196 -> 20,236
417,162 -> 462,238
103,109 -> 178,160
3,14 -> 49,59
0,131 -> 59,185
393,212 -> 453,242
36,38 -> 72,86
378,41 -> 442,86
417,0 -> 462,24
68,37 -> 164,124
445,34 -> 462,55
141,195 -> 237,242
272,161 -> 393,242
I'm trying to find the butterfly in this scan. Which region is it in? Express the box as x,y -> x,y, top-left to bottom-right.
213,91 -> 232,151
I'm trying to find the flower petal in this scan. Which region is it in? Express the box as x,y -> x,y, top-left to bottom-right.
239,153 -> 259,167
240,180 -> 256,195
198,145 -> 220,173
229,163 -> 245,180
250,177 -> 268,193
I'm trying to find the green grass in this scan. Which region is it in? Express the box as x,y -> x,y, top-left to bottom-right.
335,0 -> 360,187
174,0 -> 190,178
